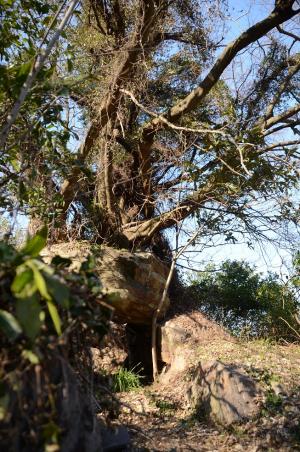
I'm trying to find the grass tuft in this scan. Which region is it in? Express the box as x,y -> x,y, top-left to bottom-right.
112,366 -> 142,392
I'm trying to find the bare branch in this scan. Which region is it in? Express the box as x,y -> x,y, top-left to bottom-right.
263,120 -> 300,136
120,89 -> 226,136
264,104 -> 300,130
277,25 -> 300,41
261,139 -> 300,152
264,57 -> 300,120
152,228 -> 201,379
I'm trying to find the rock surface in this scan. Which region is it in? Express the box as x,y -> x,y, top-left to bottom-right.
159,311 -> 233,372
42,242 -> 170,324
158,312 -> 260,425
186,360 -> 261,425
102,426 -> 130,452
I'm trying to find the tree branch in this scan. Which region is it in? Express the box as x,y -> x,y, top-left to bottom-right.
263,119 -> 300,136
166,3 -> 299,122
264,57 -> 300,120
260,139 -> 300,152
136,2 -> 299,180
277,25 -> 300,41
264,104 -> 300,130
59,0 -> 167,217
123,176 -> 218,241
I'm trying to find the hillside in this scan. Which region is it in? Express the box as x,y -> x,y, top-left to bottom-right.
96,331 -> 300,451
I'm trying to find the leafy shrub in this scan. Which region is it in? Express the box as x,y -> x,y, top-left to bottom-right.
0,226 -> 110,344
186,260 -> 299,340
0,226 -> 66,341
0,227 -> 111,449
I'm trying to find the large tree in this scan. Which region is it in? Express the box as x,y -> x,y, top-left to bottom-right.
1,0 -> 300,256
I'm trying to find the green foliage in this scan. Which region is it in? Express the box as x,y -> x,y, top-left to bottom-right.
291,251 -> 300,289
0,0 -> 81,226
263,391 -> 283,415
112,367 -> 142,392
187,260 -> 299,340
0,227 -> 109,344
0,228 -> 110,449
155,399 -> 176,415
0,227 -> 66,339
0,309 -> 22,340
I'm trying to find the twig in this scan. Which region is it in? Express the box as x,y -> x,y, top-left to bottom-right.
120,89 -> 226,136
279,316 -> 300,339
151,228 -> 201,380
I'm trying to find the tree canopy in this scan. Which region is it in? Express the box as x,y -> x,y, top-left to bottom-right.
187,259 -> 300,339
0,0 -> 299,253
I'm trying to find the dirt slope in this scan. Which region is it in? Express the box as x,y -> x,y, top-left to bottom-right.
101,338 -> 300,451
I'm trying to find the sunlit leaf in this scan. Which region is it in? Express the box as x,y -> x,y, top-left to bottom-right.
47,301 -> 61,335
0,309 -> 22,340
11,268 -> 33,294
21,226 -> 48,257
35,269 -> 51,300
22,349 -> 40,364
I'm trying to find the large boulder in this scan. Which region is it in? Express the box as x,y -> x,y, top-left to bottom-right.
42,242 -> 170,324
158,313 -> 261,426
159,311 -> 232,371
185,360 -> 261,425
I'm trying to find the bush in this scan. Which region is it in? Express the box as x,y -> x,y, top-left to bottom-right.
186,260 -> 299,341
0,227 -> 111,450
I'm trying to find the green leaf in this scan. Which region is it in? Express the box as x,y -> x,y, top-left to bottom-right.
80,255 -> 96,273
44,274 -> 70,308
16,296 -> 41,340
17,60 -> 32,78
11,268 -> 33,294
15,279 -> 37,299
22,349 -> 39,364
21,226 -> 48,257
47,301 -> 61,335
11,158 -> 20,171
0,309 -> 22,340
26,260 -> 51,300
12,60 -> 33,92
